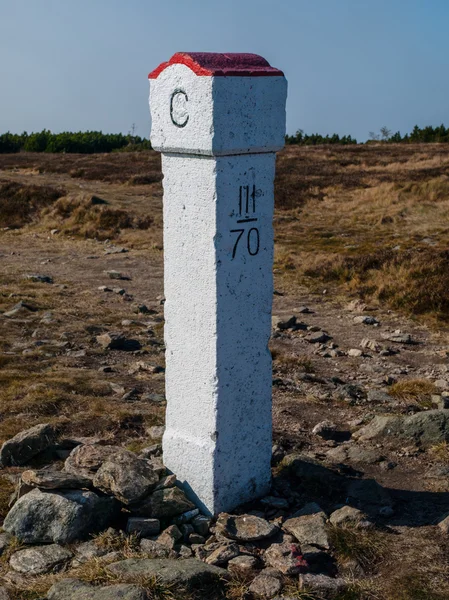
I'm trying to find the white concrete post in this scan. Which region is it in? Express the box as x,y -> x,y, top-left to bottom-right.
149,52 -> 287,516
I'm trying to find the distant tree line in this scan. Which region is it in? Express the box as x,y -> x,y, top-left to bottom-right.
287,124 -> 449,146
2,124 -> 449,153
0,130 -> 151,154
285,130 -> 357,145
369,124 -> 449,144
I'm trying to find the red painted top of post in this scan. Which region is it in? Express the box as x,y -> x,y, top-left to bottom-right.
148,52 -> 284,79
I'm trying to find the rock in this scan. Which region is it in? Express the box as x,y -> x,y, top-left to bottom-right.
21,469 -> 92,490
106,270 -> 130,280
172,508 -> 200,525
192,514 -> 211,536
346,446 -> 384,465
0,533 -> 12,557
107,558 -> 227,587
74,541 -> 110,563
178,544 -> 193,558
249,569 -> 283,598
264,542 -> 308,575
64,444 -> 124,481
188,533 -> 205,545
305,331 -> 331,344
290,502 -> 324,518
299,573 -> 347,599
381,331 -> 414,344
205,543 -> 240,566
148,425 -> 165,440
354,315 -> 379,325
329,506 -> 368,527
0,587 -> 9,600
312,421 -> 337,440
379,506 -> 394,517
133,487 -> 195,519
283,512 -> 329,549
360,338 -> 383,352
140,539 -> 177,559
260,496 -> 289,510
348,348 -> 363,357
3,488 -> 117,544
9,544 -> 72,575
346,479 -> 392,511
47,579 -> 146,600
0,423 -> 56,466
3,301 -> 38,318
355,416 -> 398,441
228,554 -> 258,574
126,517 -> 160,537
155,474 -> 177,490
367,389 -> 393,404
93,450 -> 158,504
356,411 -> 449,446
27,274 -> 53,284
216,514 -> 279,542
432,395 -> 449,410
157,525 -> 183,549
438,514 -> 449,535
96,332 -> 140,351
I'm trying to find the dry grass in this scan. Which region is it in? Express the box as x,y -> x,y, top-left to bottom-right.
389,379 -> 437,408
41,193 -> 153,240
0,179 -> 64,228
328,524 -> 386,573
429,441 -> 449,462
0,475 -> 15,521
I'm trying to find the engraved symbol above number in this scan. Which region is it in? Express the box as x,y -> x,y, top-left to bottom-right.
231,184 -> 260,259
170,89 -> 189,128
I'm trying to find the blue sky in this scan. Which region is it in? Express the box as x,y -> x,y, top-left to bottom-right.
0,0 -> 448,141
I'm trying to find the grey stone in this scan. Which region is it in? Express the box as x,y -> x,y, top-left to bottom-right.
3,301 -> 38,318
0,423 -> 56,467
290,502 -> 323,518
367,390 -> 393,404
299,573 -> 348,599
249,569 -> 283,598
126,517 -> 160,537
3,488 -> 117,544
9,544 -> 72,575
133,487 -> 195,519
47,579 -> 146,600
21,469 -> 92,490
0,587 -> 9,600
26,274 -> 53,284
312,421 -> 337,440
228,555 -> 258,574
356,411 -> 449,446
106,270 -> 130,280
348,348 -> 363,357
64,444 -> 125,481
260,496 -> 289,510
93,450 -> 158,505
192,514 -> 211,536
140,539 -> 177,559
74,541 -> 110,563
107,558 -> 227,587
264,542 -> 306,575
381,332 -> 414,344
173,508 -> 200,525
157,525 -> 182,549
96,332 -> 140,351
354,315 -> 379,325
305,331 -> 331,344
216,513 -> 278,542
283,512 -> 329,549
148,425 -> 165,440
329,506 -> 368,527
438,514 -> 449,535
205,542 -> 240,566
0,532 -> 12,557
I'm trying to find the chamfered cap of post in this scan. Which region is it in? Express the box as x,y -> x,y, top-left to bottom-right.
149,52 -> 287,157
